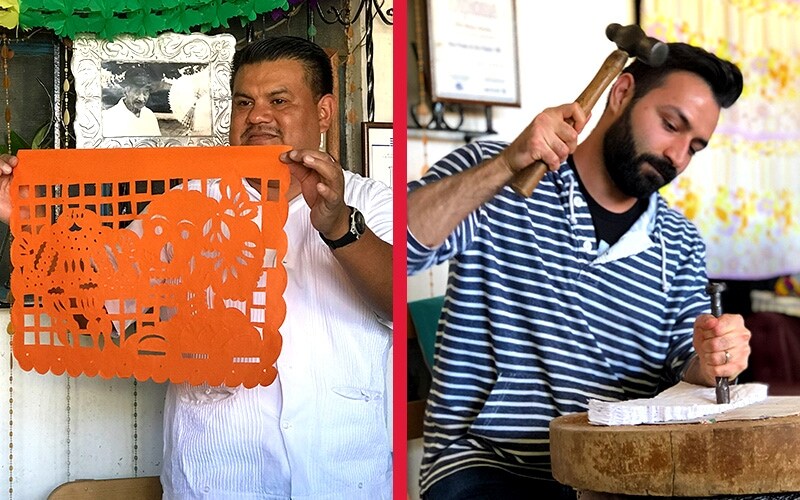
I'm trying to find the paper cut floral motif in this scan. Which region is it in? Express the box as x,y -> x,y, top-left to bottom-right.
11,146 -> 289,387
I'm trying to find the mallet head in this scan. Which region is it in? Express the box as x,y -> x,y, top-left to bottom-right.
606,23 -> 669,66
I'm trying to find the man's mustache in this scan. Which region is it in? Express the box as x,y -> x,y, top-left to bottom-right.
243,125 -> 282,141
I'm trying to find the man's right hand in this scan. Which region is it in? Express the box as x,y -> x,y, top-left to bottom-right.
496,102 -> 589,175
0,153 -> 18,224
407,102 -> 589,249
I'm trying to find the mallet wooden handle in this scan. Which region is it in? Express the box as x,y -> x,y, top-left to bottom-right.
510,49 -> 630,197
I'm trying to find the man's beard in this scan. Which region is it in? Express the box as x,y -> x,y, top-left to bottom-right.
603,105 -> 677,199
124,99 -> 145,117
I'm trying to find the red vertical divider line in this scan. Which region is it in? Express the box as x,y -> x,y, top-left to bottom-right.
392,0 -> 409,498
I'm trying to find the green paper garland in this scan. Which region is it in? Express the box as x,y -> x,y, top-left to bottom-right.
17,0 -> 290,39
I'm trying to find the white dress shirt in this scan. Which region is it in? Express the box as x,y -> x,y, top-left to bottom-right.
161,171 -> 393,499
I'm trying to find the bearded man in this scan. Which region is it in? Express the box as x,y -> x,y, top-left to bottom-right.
407,42 -> 750,500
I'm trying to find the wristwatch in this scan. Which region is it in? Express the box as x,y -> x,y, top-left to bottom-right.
319,206 -> 366,250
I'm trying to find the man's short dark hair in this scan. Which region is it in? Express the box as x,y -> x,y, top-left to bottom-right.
231,36 -> 334,100
622,42 -> 743,108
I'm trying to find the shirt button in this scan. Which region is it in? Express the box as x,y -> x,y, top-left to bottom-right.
282,421 -> 290,429
582,240 -> 593,252
202,486 -> 210,493
358,482 -> 363,489
573,197 -> 586,208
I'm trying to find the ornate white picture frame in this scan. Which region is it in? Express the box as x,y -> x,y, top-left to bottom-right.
73,32 -> 236,148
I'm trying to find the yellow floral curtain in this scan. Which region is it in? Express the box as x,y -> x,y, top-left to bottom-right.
644,0 -> 800,279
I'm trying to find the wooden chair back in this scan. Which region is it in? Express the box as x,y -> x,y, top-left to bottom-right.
48,476 -> 162,500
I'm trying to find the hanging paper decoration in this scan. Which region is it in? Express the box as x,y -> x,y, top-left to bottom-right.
0,0 -> 19,29
17,0 -> 296,39
10,145 -> 290,387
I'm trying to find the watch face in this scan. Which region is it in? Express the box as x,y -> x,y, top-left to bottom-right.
353,209 -> 366,234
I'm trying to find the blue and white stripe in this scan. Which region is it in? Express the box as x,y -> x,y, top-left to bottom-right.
407,141 -> 710,492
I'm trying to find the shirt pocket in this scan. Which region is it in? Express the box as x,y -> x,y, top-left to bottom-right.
318,386 -> 391,478
331,386 -> 384,402
176,382 -> 239,403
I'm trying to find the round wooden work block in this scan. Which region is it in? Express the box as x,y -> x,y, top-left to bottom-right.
550,412 -> 800,497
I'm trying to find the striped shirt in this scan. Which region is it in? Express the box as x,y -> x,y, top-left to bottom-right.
407,141 -> 710,493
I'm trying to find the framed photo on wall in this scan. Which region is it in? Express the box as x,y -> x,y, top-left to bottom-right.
426,0 -> 520,106
72,32 -> 236,148
361,122 -> 392,188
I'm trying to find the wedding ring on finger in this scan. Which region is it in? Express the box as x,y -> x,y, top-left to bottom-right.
724,350 -> 731,365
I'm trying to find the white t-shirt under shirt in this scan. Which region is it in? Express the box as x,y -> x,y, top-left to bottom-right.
161,171 -> 393,499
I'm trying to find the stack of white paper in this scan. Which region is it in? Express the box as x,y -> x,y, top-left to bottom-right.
588,382 -> 769,426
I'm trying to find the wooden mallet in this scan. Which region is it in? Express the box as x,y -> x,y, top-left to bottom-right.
509,23 -> 669,197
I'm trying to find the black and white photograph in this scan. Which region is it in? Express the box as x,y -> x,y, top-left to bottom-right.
100,62 -> 212,138
73,32 -> 236,148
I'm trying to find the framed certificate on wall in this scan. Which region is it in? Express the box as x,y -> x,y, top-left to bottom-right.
362,122 -> 393,188
426,0 -> 520,106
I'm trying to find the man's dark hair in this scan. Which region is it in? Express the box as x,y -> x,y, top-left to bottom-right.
231,36 -> 333,100
622,42 -> 743,108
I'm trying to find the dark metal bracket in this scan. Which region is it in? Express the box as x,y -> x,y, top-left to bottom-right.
409,102 -> 497,143
315,0 -> 393,122
315,0 -> 393,26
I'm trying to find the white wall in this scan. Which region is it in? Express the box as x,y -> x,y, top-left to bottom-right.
0,310 -> 167,498
371,0 -> 394,123
406,1 -> 634,497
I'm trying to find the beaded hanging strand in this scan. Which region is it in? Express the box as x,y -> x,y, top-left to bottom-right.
61,39 -> 71,484
133,379 -> 138,477
65,378 -> 71,482
6,326 -> 11,500
0,35 -> 14,297
2,34 -> 11,154
2,33 -> 13,500
61,39 -> 71,150
2,36 -> 10,153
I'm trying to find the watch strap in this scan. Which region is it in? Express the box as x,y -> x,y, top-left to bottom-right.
319,206 -> 364,250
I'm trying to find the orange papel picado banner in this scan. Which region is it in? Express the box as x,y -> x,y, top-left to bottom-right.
10,145 -> 290,388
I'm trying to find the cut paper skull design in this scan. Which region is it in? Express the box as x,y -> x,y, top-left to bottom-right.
10,146 -> 289,388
